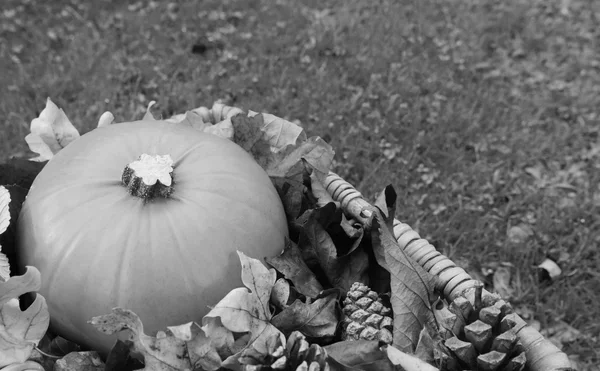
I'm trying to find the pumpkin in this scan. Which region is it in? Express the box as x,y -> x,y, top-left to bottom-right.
16,120 -> 288,355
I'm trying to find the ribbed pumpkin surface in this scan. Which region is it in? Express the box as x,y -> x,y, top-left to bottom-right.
17,120 -> 288,354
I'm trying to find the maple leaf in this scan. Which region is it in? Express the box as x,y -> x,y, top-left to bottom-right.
89,308 -> 192,371
0,267 -> 49,367
201,251 -> 285,370
324,340 -> 396,371
25,98 -> 80,162
271,288 -> 341,339
370,186 -> 438,352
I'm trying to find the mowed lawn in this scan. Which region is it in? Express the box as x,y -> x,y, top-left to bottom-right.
1,0 -> 599,368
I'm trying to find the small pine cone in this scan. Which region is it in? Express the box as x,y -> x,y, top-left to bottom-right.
341,282 -> 393,345
239,331 -> 329,371
435,282 -> 527,371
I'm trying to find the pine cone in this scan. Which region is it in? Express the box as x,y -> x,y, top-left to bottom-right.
435,283 -> 527,371
239,331 -> 329,371
341,282 -> 393,345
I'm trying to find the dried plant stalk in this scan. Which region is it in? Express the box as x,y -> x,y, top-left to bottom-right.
324,171 -> 574,371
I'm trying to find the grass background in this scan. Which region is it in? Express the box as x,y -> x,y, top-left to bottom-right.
1,0 -> 599,368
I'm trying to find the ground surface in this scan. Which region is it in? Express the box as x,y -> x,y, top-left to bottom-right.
1,0 -> 599,368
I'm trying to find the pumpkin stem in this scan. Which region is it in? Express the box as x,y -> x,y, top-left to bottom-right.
122,154 -> 174,200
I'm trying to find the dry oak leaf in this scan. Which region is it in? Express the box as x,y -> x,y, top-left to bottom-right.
0,267 -> 50,368
371,186 -> 438,352
89,308 -> 192,371
201,251 -> 285,370
25,98 -> 80,162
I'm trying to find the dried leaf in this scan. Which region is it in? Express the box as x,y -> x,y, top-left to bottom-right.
336,214 -> 364,257
265,240 -> 324,298
296,204 -> 339,286
384,345 -> 438,371
0,267 -> 42,308
247,111 -> 306,150
267,137 -> 334,180
168,322 -> 222,371
170,110 -> 235,140
270,278 -> 291,310
202,317 -> 247,362
325,340 -> 396,371
271,288 -> 341,338
0,186 -> 9,235
0,187 -> 10,281
271,177 -> 306,223
143,101 -> 158,120
0,185 -> 29,275
53,351 -> 104,370
0,267 -> 49,367
89,307 -> 192,371
25,98 -> 80,161
334,248 -> 370,293
231,113 -> 277,163
204,119 -> 234,140
0,361 -> 45,371
413,327 -> 436,364
295,204 -> 370,292
97,111 -> 115,127
104,340 -> 144,371
47,336 -> 81,356
201,251 -> 284,367
171,110 -> 210,130
371,186 -> 438,352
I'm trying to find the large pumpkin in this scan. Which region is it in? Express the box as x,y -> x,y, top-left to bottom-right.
17,120 -> 288,355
